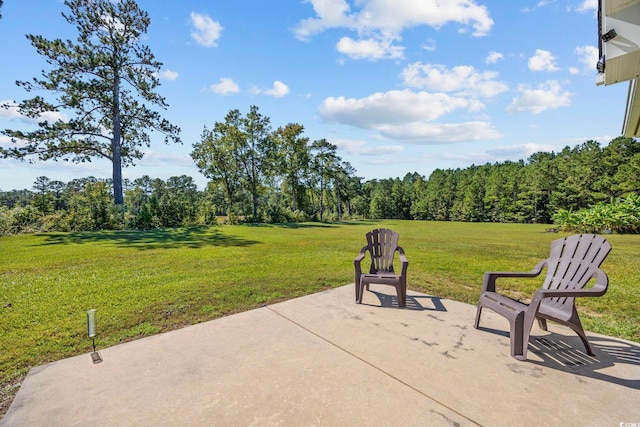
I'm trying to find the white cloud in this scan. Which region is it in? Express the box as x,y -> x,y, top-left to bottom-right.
0,100 -> 67,123
555,135 -> 615,148
294,0 -> 353,40
337,36 -> 404,60
319,89 -> 501,143
401,63 -> 508,98
190,12 -> 223,48
210,78 -> 240,95
320,90 -> 475,125
294,0 -> 494,60
331,138 -> 404,156
570,45 -> 598,74
264,81 -> 290,98
506,80 -> 572,114
485,51 -> 504,64
99,12 -> 127,36
575,0 -> 597,12
156,69 -> 179,81
521,0 -> 557,13
430,142 -> 559,167
376,121 -> 502,142
137,150 -> 195,168
422,39 -> 436,51
0,134 -> 20,147
431,150 -> 491,164
487,143 -> 555,159
528,49 -> 559,72
0,101 -> 26,121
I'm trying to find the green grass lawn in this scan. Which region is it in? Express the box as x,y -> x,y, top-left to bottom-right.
1,220 -> 639,413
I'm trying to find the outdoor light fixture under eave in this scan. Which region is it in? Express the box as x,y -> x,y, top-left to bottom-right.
602,28 -> 618,42
87,309 -> 103,364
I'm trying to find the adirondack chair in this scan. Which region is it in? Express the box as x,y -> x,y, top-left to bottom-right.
354,228 -> 408,307
474,234 -> 611,361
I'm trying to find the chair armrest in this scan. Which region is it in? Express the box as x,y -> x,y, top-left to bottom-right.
397,246 -> 409,277
481,260 -> 546,293
354,246 -> 368,279
535,268 -> 609,298
526,269 -> 609,319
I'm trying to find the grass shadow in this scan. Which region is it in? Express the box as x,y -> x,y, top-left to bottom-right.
243,220 -> 378,229
34,227 -> 260,250
244,222 -> 338,229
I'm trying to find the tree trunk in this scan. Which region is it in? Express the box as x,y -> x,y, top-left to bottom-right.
112,75 -> 124,205
319,176 -> 324,221
290,179 -> 298,211
112,137 -> 123,205
335,179 -> 342,219
252,191 -> 258,218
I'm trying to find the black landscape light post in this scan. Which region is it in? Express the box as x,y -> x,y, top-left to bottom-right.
87,309 -> 103,364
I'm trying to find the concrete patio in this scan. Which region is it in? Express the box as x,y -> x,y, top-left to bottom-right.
2,284 -> 639,426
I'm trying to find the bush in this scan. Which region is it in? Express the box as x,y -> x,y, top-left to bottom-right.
553,194 -> 640,234
40,211 -> 70,232
0,205 -> 45,234
0,206 -> 11,235
63,182 -> 122,231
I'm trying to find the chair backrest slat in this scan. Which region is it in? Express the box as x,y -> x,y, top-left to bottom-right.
542,234 -> 611,309
365,228 -> 399,274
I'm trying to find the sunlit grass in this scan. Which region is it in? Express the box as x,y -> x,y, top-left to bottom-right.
1,221 -> 639,414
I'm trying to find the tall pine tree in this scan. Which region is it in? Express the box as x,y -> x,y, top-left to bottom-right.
1,0 -> 180,204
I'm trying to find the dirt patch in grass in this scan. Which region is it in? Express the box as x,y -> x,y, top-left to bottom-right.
1,375 -> 24,420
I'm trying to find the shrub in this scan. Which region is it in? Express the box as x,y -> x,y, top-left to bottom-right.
553,194 -> 640,234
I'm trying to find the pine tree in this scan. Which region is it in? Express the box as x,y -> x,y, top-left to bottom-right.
1,0 -> 181,204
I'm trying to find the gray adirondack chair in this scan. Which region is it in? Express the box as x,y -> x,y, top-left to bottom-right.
354,228 -> 408,307
474,234 -> 611,361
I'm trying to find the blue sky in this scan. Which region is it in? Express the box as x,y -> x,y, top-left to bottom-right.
0,0 -> 631,191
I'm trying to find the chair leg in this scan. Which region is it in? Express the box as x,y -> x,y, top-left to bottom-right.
357,282 -> 366,304
537,317 -> 548,331
573,328 -> 595,356
510,311 -> 527,361
566,311 -> 595,356
397,285 -> 406,308
474,305 -> 483,329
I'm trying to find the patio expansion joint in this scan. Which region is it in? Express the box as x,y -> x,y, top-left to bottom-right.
265,305 -> 483,427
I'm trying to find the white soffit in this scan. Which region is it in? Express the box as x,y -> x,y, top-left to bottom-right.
601,0 -> 640,85
606,0 -> 640,15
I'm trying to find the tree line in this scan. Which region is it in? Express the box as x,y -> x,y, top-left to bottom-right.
2,1 -> 638,234
408,137 -> 640,223
2,136 -> 640,234
0,102 -> 362,233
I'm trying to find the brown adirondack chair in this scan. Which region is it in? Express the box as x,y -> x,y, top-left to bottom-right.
474,234 -> 611,361
354,228 -> 408,307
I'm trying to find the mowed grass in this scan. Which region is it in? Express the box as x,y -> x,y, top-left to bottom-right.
1,220 -> 639,411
